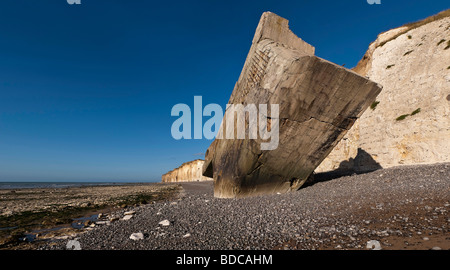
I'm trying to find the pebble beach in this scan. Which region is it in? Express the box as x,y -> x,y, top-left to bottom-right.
31,163 -> 450,251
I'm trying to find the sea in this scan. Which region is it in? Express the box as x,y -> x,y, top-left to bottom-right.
0,182 -> 149,189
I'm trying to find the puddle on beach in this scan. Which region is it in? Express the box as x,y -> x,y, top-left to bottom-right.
71,214 -> 99,229
0,226 -> 18,231
18,206 -> 120,244
21,213 -> 101,243
23,226 -> 68,242
2,206 -> 120,247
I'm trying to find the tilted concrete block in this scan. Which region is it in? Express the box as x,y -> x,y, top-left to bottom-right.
203,12 -> 382,198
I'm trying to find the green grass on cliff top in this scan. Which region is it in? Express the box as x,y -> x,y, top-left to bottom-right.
378,9 -> 450,48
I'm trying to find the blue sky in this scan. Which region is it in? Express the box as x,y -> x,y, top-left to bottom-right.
0,0 -> 448,182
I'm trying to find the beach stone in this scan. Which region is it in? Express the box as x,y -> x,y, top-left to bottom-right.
366,240 -> 382,250
66,239 -> 82,250
124,210 -> 136,216
95,221 -> 111,226
129,233 -> 144,241
159,219 -> 171,226
122,215 -> 133,221
203,11 -> 382,198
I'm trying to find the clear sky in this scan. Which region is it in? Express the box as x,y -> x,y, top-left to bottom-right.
0,0 -> 448,182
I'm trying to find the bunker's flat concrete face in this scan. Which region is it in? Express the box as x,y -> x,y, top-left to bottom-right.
203,12 -> 382,198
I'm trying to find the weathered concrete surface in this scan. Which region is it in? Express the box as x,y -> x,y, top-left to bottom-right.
162,160 -> 212,183
203,12 -> 382,198
316,10 -> 450,173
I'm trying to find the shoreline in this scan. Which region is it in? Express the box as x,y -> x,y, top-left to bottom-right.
0,182 -> 181,249
0,181 -> 162,190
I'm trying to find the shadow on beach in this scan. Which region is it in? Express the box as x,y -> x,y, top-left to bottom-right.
304,148 -> 383,187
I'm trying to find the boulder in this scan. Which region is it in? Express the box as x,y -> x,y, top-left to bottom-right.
203,12 -> 382,198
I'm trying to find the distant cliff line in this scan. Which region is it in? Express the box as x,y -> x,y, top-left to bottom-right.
162,159 -> 212,183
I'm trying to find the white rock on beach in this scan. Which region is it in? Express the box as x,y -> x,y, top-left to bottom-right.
124,210 -> 136,215
366,240 -> 382,250
95,221 -> 111,226
129,232 -> 144,241
159,219 -> 171,226
66,239 -> 82,250
122,215 -> 133,220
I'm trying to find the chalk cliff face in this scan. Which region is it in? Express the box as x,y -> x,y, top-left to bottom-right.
162,160 -> 212,183
316,10 -> 450,173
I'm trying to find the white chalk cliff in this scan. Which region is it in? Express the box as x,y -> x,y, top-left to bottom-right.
162,160 -> 212,183
317,10 -> 450,173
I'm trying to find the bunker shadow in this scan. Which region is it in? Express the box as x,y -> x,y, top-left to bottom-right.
303,148 -> 383,188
